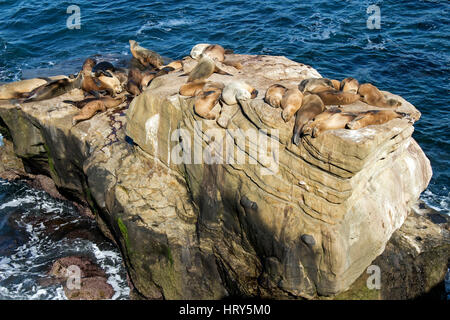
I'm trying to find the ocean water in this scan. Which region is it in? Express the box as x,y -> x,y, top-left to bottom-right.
0,0 -> 449,299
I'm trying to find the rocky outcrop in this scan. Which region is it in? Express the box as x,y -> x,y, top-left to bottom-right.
0,54 -> 442,299
335,203 -> 449,300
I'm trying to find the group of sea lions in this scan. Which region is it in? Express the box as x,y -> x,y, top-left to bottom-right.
265,77 -> 410,144
0,42 -> 411,140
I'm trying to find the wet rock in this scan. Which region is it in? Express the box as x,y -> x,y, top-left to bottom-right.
47,255 -> 114,300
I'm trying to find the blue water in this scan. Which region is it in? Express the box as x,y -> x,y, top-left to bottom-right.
0,0 -> 449,298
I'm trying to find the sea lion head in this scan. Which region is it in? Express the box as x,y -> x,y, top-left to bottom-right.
222,81 -> 257,105
190,43 -> 211,60
341,77 -> 360,94
82,58 -> 97,71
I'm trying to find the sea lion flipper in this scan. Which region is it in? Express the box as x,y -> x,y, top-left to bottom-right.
89,90 -> 101,98
92,77 -> 102,87
214,66 -> 232,76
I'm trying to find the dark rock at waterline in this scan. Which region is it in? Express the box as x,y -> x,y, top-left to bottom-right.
46,255 -> 114,300
64,276 -> 115,300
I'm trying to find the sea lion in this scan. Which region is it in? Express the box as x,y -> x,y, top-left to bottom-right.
340,77 -> 359,94
221,81 -> 258,105
292,94 -> 325,145
358,83 -> 401,108
203,44 -> 227,62
303,110 -> 358,138
126,68 -> 156,96
0,76 -> 68,100
164,60 -> 183,70
81,58 -> 121,96
186,55 -> 231,83
179,81 -> 224,97
92,61 -> 115,75
280,88 -> 303,122
330,79 -> 341,91
190,43 -> 211,60
72,95 -> 126,125
179,81 -> 206,96
264,84 -> 287,108
315,89 -> 361,105
194,87 -> 222,120
129,40 -> 164,69
22,73 -> 83,102
298,78 -> 335,94
346,110 -> 409,130
190,43 -> 233,62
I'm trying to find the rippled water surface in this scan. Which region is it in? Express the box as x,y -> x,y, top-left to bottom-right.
0,0 -> 449,299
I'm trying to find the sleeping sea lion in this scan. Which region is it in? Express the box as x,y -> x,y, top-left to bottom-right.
264,84 -> 287,108
72,95 -> 126,125
358,83 -> 401,108
340,77 -> 359,94
280,88 -> 303,122
315,89 -> 361,105
221,81 -> 258,105
194,86 -> 223,120
303,110 -> 358,138
0,76 -> 68,100
22,73 -> 83,102
346,110 -> 410,130
292,94 -> 325,145
298,78 -> 335,94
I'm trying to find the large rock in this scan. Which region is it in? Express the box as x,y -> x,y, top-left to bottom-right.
0,54 -> 439,299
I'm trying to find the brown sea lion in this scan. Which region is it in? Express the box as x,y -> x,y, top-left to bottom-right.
264,84 -> 287,108
304,110 -> 358,138
179,81 -> 224,97
22,73 -> 83,102
126,68 -> 156,96
340,77 -> 359,94
190,43 -> 234,61
129,40 -> 164,69
298,78 -> 335,94
190,43 -> 211,60
0,76 -> 68,100
221,81 -> 258,105
194,87 -> 222,120
346,110 -> 409,130
179,81 -> 206,96
186,55 -> 231,83
315,89 -> 361,105
164,60 -> 183,70
203,44 -> 226,62
292,94 -> 325,145
81,58 -> 121,96
358,83 -> 401,108
72,95 -> 126,125
280,88 -> 303,122
330,79 -> 341,91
